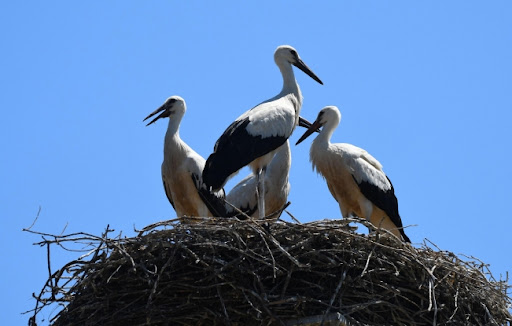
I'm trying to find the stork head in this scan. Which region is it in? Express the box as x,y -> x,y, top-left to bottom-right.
296,106 -> 341,145
274,45 -> 323,85
143,95 -> 186,126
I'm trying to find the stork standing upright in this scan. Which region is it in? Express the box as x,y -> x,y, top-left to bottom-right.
225,140 -> 292,219
144,96 -> 226,221
202,45 -> 323,219
296,106 -> 410,242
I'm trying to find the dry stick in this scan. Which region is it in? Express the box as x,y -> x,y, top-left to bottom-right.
243,221 -> 303,268
360,250 -> 373,277
240,287 -> 263,315
137,218 -> 181,235
481,302 -> 498,325
46,242 -> 55,299
460,253 -> 495,283
237,221 -> 278,276
109,240 -> 137,272
147,234 -> 185,309
106,265 -> 122,284
244,287 -> 281,323
146,254 -> 174,310
194,240 -> 274,268
448,287 -> 460,322
216,283 -> 231,326
24,206 -> 42,231
182,245 -> 210,268
28,277 -> 50,322
25,228 -> 108,245
284,209 -> 302,224
77,225 -> 112,284
26,240 -> 77,321
321,269 -> 347,325
428,272 -> 438,326
280,264 -> 295,300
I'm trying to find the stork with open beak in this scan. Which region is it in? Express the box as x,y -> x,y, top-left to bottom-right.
144,96 -> 226,221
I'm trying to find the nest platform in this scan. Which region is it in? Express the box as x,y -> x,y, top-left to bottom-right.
26,217 -> 511,325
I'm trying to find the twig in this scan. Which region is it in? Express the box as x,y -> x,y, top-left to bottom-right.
360,250 -> 373,277
284,209 -> 301,224
24,206 -> 42,231
321,269 -> 347,325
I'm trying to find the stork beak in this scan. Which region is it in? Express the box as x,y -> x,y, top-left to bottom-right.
296,119 -> 323,145
298,116 -> 320,133
294,58 -> 323,85
143,104 -> 170,126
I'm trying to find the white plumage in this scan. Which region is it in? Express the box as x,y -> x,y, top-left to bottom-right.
243,97 -> 297,139
144,96 -> 225,221
203,45 -> 323,219
296,106 -> 410,242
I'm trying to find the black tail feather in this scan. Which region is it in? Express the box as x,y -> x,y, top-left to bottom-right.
192,174 -> 228,217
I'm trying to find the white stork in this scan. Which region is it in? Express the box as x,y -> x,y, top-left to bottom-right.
296,106 -> 411,242
144,96 -> 226,221
225,140 -> 291,219
202,45 -> 323,219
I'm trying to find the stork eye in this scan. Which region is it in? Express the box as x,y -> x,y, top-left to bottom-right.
291,50 -> 297,57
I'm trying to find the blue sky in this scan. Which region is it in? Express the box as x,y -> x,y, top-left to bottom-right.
2,1 -> 511,324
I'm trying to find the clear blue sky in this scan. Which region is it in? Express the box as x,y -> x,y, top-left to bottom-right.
2,2 -> 511,324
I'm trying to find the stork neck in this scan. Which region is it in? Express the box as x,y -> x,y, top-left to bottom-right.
165,117 -> 181,137
276,64 -> 303,122
163,117 -> 184,154
279,63 -> 300,95
314,126 -> 335,148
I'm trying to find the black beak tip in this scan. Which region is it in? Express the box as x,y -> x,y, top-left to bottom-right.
313,75 -> 324,85
145,117 -> 159,126
295,136 -> 306,146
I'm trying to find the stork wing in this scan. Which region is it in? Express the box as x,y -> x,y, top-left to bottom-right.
337,144 -> 403,230
225,197 -> 258,220
225,173 -> 258,219
203,111 -> 291,190
242,101 -> 297,139
355,175 -> 402,227
162,179 -> 176,210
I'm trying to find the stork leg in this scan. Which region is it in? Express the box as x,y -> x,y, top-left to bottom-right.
256,167 -> 267,219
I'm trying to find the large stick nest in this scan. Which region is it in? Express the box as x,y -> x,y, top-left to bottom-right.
26,217 -> 511,325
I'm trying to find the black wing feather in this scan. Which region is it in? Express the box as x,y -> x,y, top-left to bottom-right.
162,180 -> 176,210
202,118 -> 287,190
225,203 -> 257,220
355,175 -> 410,242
